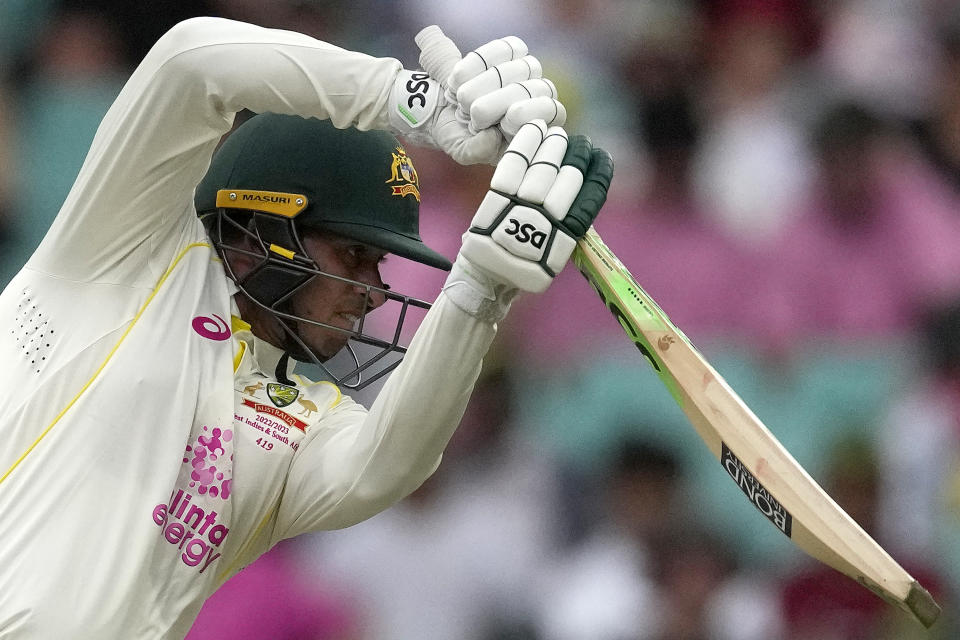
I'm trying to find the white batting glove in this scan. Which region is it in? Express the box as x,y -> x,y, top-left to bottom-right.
443,120 -> 614,322
389,26 -> 567,166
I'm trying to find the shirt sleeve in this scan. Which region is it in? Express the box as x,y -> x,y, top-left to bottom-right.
28,17 -> 402,286
274,291 -> 496,538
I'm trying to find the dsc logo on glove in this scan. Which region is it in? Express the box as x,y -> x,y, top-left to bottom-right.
405,72 -> 432,109
504,218 -> 546,249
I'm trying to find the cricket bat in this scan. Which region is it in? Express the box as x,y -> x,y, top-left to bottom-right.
572,227 -> 942,628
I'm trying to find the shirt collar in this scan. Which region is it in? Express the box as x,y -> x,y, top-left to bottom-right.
230,302 -> 294,380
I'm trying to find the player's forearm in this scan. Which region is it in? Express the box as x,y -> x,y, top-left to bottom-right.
103,16 -> 401,197
357,292 -> 495,489
146,17 -> 399,130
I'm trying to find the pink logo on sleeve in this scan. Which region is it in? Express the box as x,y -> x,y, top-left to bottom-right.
152,426 -> 234,573
186,426 -> 234,499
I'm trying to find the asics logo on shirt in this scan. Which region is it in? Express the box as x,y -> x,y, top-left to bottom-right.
192,314 -> 231,341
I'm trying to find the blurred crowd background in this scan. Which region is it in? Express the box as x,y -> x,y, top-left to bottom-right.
4,0 -> 960,638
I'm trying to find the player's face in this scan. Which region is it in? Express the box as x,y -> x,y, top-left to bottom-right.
291,232 -> 388,360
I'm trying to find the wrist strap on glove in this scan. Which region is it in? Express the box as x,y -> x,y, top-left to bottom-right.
442,255 -> 519,324
389,70 -> 442,132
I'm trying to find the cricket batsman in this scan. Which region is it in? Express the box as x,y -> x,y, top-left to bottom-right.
0,17 -> 612,638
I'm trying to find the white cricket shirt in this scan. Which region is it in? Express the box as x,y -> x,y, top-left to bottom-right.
0,17 -> 492,638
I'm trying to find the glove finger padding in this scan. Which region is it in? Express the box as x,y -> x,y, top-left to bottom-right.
469,78 -> 561,132
456,56 -> 542,117
458,121 -> 614,294
565,145 -> 614,236
543,135 -> 613,236
500,93 -> 566,137
517,126 -> 568,204
448,36 -> 528,98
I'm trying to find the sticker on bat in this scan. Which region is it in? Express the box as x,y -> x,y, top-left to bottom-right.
721,443 -> 793,537
576,266 -> 661,372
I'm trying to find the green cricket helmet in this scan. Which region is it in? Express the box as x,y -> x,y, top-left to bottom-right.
195,113 -> 450,389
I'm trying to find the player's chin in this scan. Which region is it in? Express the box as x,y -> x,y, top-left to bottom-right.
285,326 -> 349,363
307,332 -> 351,362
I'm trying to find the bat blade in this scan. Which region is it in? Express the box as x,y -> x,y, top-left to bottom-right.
572,227 -> 941,628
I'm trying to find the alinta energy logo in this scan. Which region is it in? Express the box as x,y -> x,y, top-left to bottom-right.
152,426 -> 234,573
385,146 -> 420,201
